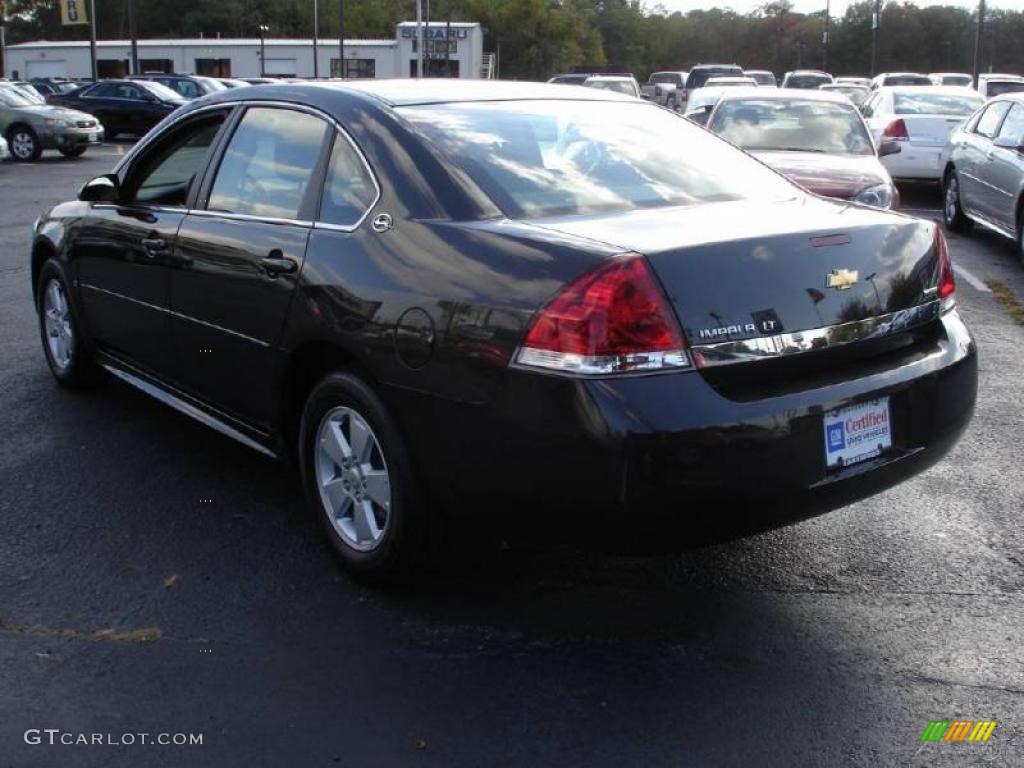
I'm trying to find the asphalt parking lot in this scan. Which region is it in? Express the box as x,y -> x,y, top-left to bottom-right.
1,144 -> 1022,767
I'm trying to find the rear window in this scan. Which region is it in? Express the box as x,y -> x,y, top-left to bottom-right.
686,67 -> 743,90
785,74 -> 831,89
882,75 -> 931,86
986,81 -> 1024,97
940,75 -> 972,87
400,100 -> 796,218
894,92 -> 982,116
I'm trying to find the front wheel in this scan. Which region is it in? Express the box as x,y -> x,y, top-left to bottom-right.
943,171 -> 972,233
299,372 -> 427,582
36,260 -> 102,388
8,127 -> 41,161
59,146 -> 87,158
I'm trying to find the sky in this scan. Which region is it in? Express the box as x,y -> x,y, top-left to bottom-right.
652,0 -> 1024,15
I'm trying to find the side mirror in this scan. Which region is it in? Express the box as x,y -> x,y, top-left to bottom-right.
78,174 -> 120,203
878,140 -> 902,158
993,135 -> 1024,151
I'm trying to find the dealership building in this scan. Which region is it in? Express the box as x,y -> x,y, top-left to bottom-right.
4,21 -> 489,80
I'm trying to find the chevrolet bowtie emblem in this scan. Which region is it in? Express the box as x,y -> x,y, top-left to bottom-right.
826,269 -> 859,290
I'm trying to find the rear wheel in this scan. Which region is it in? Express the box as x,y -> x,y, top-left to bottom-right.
299,372 -> 426,582
59,146 -> 86,158
36,260 -> 102,388
943,170 -> 972,233
666,94 -> 678,111
8,126 -> 41,161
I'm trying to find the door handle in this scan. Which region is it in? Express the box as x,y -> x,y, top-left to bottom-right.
260,252 -> 297,277
141,237 -> 168,257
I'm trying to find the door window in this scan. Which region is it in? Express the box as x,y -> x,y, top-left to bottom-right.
974,101 -> 1011,138
125,112 -> 228,206
996,103 -> 1024,145
318,132 -> 378,227
207,107 -> 328,221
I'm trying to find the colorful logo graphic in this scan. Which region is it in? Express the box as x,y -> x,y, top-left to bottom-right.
920,720 -> 997,742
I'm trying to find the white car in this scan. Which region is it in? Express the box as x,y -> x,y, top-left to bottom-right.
0,135 -> 9,161
861,86 -> 983,181
743,70 -> 777,87
582,75 -> 641,99
704,76 -> 759,89
870,72 -> 932,89
930,72 -> 973,87
683,87 -> 729,124
835,76 -> 871,87
977,73 -> 1024,99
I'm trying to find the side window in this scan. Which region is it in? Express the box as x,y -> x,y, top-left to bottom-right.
318,132 -> 377,228
996,103 -> 1024,144
85,83 -> 115,98
207,107 -> 327,221
975,101 -> 1011,138
116,84 -> 143,100
176,80 -> 200,99
126,113 -> 227,206
861,95 -> 878,117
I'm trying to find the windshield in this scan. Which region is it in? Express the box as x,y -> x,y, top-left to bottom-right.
986,81 -> 1024,97
0,86 -> 36,107
894,92 -> 982,116
586,80 -> 638,97
400,100 -> 796,218
138,80 -> 186,102
785,74 -> 831,89
711,98 -> 874,155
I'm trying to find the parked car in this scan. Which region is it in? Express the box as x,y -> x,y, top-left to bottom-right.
683,86 -> 729,124
49,79 -> 186,138
820,82 -> 870,108
8,81 -> 46,104
704,76 -> 759,89
547,73 -> 591,86
217,78 -> 251,89
0,83 -> 104,160
861,86 -> 983,182
781,70 -> 833,89
29,79 -> 79,102
676,64 -> 745,110
708,88 -> 899,209
744,69 -> 777,87
31,80 -> 976,578
835,76 -> 872,88
640,71 -> 686,107
930,72 -> 973,87
238,77 -> 279,85
943,93 -> 1024,261
582,75 -> 641,98
870,72 -> 932,89
976,74 -> 1024,99
131,74 -> 227,99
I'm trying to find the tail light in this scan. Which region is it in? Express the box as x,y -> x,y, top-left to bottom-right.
934,226 -> 956,302
515,253 -> 690,375
883,119 -> 910,141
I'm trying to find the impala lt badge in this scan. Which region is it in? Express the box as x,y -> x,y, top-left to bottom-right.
826,268 -> 859,290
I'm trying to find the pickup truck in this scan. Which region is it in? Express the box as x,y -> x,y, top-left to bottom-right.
641,72 -> 687,109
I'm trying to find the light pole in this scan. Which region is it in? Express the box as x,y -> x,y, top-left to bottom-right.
871,0 -> 881,76
338,0 -> 344,78
416,0 -> 423,78
972,0 -> 985,86
313,0 -> 319,78
822,0 -> 830,72
88,0 -> 97,80
258,24 -> 269,78
128,0 -> 138,75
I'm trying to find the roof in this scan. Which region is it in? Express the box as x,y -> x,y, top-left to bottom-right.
716,87 -> 851,104
978,73 -> 1024,81
873,85 -> 982,97
305,78 -> 638,106
7,38 -> 395,49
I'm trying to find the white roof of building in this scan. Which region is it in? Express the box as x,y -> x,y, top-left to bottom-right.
8,38 -> 396,49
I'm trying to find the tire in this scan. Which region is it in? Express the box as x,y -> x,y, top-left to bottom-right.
667,95 -> 677,112
943,170 -> 972,233
299,371 -> 427,582
36,260 -> 102,389
8,126 -> 41,162
59,146 -> 87,158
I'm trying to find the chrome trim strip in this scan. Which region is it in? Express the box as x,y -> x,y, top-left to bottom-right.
80,283 -> 270,348
101,363 -> 277,459
691,299 -> 943,369
114,99 -> 382,233
187,208 -> 314,228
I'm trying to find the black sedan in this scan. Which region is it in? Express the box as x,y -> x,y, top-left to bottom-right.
49,79 -> 186,138
29,81 -> 977,579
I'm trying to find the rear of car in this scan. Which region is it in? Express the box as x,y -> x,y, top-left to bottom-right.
864,87 -> 983,181
781,71 -> 833,89
641,71 -> 686,107
930,73 -> 973,87
398,94 -> 975,543
745,70 -> 778,87
582,76 -> 641,99
978,76 -> 1024,99
680,65 -> 743,111
872,73 -> 932,89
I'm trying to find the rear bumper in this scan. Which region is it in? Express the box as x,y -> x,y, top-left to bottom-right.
396,308 -> 976,546
882,144 -> 946,180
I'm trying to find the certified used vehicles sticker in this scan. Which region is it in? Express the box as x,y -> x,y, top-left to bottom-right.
823,398 -> 892,468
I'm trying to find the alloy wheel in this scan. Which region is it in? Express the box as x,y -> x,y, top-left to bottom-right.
315,406 -> 391,552
42,279 -> 73,371
10,131 -> 37,160
945,176 -> 960,225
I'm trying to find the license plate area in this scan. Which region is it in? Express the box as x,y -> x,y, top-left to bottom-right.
823,397 -> 892,470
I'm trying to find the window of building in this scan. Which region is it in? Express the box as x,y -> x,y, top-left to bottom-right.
409,59 -> 459,78
330,58 -> 376,79
140,59 -> 174,74
208,107 -> 327,221
195,58 -> 232,77
97,59 -> 128,78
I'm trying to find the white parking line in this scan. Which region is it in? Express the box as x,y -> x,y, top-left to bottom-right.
953,264 -> 991,293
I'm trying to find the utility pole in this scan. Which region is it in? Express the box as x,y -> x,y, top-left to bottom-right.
313,0 -> 319,78
870,0 -> 881,76
128,0 -> 138,75
822,0 -> 830,72
972,0 -> 985,86
338,0 -> 344,77
416,0 -> 423,78
258,24 -> 269,77
89,0 -> 98,80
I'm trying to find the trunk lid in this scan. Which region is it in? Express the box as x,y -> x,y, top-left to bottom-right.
526,197 -> 939,348
898,115 -> 968,147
